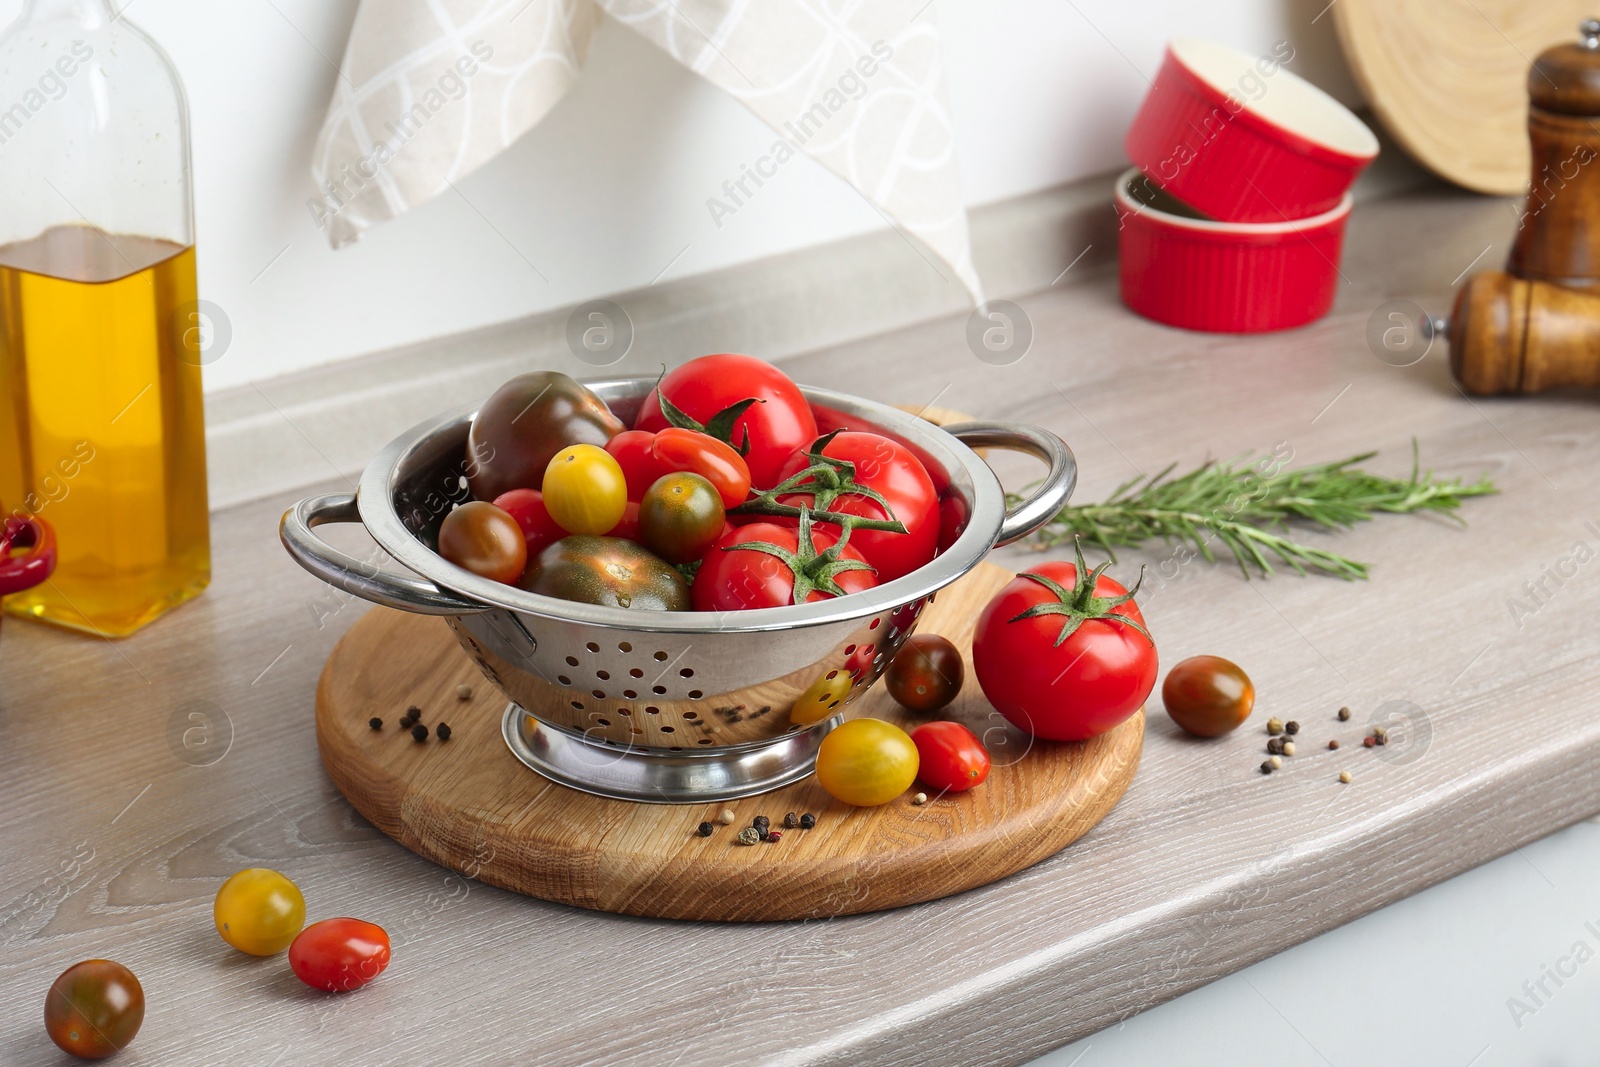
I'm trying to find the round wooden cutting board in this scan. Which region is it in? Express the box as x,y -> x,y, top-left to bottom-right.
315,561 -> 1144,922
1332,0 -> 1591,195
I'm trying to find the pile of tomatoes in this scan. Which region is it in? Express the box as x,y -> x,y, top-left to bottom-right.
438,354 -> 943,611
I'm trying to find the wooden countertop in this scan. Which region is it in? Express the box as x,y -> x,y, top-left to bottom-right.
1,184 -> 1591,1066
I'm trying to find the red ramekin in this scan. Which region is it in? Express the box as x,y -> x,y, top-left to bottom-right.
0,512 -> 56,639
1115,168 -> 1351,333
1125,38 -> 1378,223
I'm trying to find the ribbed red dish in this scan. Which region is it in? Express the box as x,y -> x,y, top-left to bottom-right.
1125,39 -> 1377,223
1114,168 -> 1351,333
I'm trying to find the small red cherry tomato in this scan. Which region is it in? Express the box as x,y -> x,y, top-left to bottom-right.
45,960 -> 144,1059
605,430 -> 668,502
493,488 -> 566,558
690,520 -> 877,610
910,721 -> 991,792
607,501 -> 642,542
288,918 -> 391,993
651,427 -> 752,509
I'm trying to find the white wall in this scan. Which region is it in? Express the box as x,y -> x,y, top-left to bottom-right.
0,0 -> 1361,391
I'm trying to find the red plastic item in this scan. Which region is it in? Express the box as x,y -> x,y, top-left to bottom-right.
1125,39 -> 1377,223
0,513 -> 56,596
1115,169 -> 1351,333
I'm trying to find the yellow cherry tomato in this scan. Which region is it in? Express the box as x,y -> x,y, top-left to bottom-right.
791,670 -> 854,726
543,444 -> 628,535
214,868 -> 306,956
815,718 -> 919,806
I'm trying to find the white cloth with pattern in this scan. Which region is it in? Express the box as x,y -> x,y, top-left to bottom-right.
308,0 -> 979,300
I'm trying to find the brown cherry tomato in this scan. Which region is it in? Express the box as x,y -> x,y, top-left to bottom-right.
639,472 -> 725,564
466,371 -> 624,501
437,501 -> 528,584
520,535 -> 690,610
1162,655 -> 1255,737
885,633 -> 964,713
45,959 -> 144,1059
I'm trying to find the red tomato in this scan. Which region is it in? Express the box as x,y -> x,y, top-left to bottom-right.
774,432 -> 939,582
651,427 -> 752,508
691,520 -> 877,611
972,552 -> 1157,742
911,721 -> 991,792
288,918 -> 391,993
492,489 -> 565,558
634,353 -> 817,489
605,430 -> 668,502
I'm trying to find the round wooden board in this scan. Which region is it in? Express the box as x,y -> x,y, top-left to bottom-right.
315,561 -> 1144,922
1332,0 -> 1590,195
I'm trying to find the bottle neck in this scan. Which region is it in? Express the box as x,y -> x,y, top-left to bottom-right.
24,0 -> 117,26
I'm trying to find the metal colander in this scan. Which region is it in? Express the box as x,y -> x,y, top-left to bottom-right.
282,378 -> 1075,802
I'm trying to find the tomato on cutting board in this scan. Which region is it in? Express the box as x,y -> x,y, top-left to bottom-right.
911,721 -> 990,792
885,633 -> 964,713
634,354 -> 817,490
972,543 -> 1157,742
815,718 -> 919,806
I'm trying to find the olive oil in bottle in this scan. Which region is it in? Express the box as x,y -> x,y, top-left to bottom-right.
0,226 -> 210,636
0,0 -> 211,636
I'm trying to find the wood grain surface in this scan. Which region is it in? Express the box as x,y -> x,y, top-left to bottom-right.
0,186 -> 1596,1067
314,562 -> 1143,922
1333,0 -> 1590,194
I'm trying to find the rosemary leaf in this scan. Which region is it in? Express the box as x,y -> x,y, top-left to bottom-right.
1016,443 -> 1496,580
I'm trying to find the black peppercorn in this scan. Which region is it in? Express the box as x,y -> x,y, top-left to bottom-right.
1260,760 -> 1274,774
435,723 -> 452,741
697,821 -> 713,837
411,723 -> 428,741
799,813 -> 816,829
1284,720 -> 1299,735
752,815 -> 770,829
369,717 -> 383,730
1266,737 -> 1284,755
783,812 -> 800,829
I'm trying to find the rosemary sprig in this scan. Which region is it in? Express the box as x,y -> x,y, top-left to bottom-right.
1018,443 -> 1496,580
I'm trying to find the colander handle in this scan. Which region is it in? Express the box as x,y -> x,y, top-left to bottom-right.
944,422 -> 1077,547
280,493 -> 489,616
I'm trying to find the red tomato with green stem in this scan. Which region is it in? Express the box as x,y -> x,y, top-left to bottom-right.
288,918 -> 391,993
911,721 -> 991,792
771,431 -> 938,583
605,430 -> 668,502
634,353 -> 817,489
651,427 -> 751,508
972,541 -> 1157,742
691,509 -> 877,611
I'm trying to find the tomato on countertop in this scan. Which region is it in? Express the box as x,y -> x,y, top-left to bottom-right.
1162,655 -> 1254,737
288,918 -> 391,993
973,542 -> 1156,742
45,959 -> 144,1059
214,868 -> 305,956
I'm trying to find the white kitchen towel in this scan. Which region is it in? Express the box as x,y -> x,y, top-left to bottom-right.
308,0 -> 979,300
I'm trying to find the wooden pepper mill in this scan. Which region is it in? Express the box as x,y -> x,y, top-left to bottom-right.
1507,19 -> 1600,291
1451,21 -> 1600,395
1450,270 -> 1600,394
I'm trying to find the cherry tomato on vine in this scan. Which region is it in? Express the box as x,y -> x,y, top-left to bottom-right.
815,718 -> 919,806
45,959 -> 143,1059
650,427 -> 751,508
437,501 -> 527,584
774,431 -> 939,582
214,868 -> 305,956
543,444 -> 628,535
288,918 -> 391,993
910,721 -> 990,792
973,543 -> 1157,742
885,634 -> 964,713
493,488 -> 566,559
1162,655 -> 1254,737
690,517 -> 877,611
634,353 -> 817,489
605,430 -> 668,502
639,472 -> 725,564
